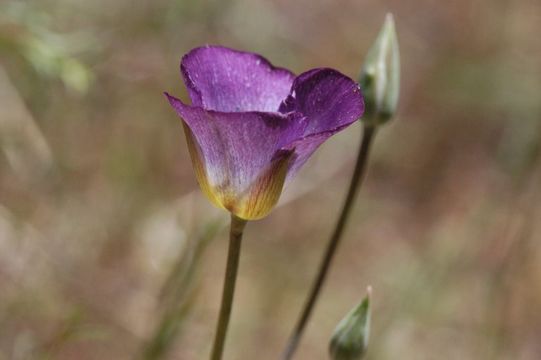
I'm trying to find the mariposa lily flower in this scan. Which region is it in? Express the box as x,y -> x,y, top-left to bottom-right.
166,46 -> 364,220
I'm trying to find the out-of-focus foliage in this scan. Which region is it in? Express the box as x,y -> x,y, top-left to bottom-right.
0,2 -> 95,93
1,0 -> 541,359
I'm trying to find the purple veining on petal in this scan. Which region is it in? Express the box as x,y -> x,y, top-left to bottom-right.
280,68 -> 364,136
181,45 -> 295,113
166,46 -> 364,218
165,93 -> 306,197
279,68 -> 365,181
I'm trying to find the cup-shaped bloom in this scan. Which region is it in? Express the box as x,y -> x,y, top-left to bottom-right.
166,46 -> 364,220
359,14 -> 400,126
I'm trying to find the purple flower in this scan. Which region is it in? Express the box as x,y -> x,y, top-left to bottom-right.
166,46 -> 364,220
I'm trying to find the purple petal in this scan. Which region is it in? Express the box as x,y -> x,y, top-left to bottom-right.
181,45 -> 295,113
166,93 -> 306,219
281,129 -> 341,183
279,68 -> 364,181
279,68 -> 364,136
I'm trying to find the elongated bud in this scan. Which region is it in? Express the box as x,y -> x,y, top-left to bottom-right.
359,14 -> 400,126
329,287 -> 372,360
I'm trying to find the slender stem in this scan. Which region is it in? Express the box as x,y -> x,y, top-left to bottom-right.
283,125 -> 377,360
210,214 -> 247,360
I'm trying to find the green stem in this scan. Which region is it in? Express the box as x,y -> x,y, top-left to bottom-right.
210,214 -> 247,360
283,125 -> 377,360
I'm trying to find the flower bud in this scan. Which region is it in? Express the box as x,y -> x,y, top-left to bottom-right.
359,14 -> 400,126
329,287 -> 372,360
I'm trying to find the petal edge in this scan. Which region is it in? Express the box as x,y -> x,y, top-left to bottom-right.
180,45 -> 295,112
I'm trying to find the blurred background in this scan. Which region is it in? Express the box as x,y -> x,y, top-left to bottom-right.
1,0 -> 541,359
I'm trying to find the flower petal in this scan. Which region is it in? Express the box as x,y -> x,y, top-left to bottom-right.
279,68 -> 364,181
181,45 -> 295,113
166,93 -> 305,220
281,129 -> 341,183
279,68 -> 364,136
234,149 -> 296,220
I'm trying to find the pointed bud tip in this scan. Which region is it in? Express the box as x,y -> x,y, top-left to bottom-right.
384,13 -> 395,29
382,14 -> 397,43
329,288 -> 372,360
358,13 -> 400,127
